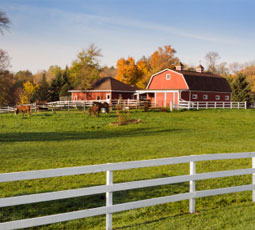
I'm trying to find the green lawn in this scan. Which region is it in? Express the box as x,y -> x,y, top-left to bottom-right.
1,109 -> 255,229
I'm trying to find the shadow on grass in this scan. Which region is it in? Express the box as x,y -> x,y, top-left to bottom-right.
0,128 -> 185,142
0,182 -> 188,223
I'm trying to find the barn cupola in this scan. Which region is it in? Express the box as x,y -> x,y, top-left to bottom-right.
175,62 -> 184,71
196,64 -> 204,73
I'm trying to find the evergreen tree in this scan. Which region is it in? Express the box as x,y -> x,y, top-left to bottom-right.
231,73 -> 252,103
49,71 -> 64,101
36,73 -> 49,101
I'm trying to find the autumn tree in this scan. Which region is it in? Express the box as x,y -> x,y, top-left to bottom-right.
148,45 -> 179,74
116,57 -> 141,86
19,81 -> 38,104
116,45 -> 179,88
15,70 -> 33,87
70,44 -> 102,89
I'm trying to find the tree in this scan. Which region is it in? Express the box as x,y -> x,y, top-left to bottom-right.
100,66 -> 117,78
230,73 -> 251,103
35,73 -> 50,101
59,66 -> 71,97
19,81 -> 38,104
205,51 -> 220,73
15,70 -> 33,87
49,71 -> 64,101
116,57 -> 141,86
0,11 -> 10,35
0,49 -> 10,71
148,45 -> 179,74
70,44 -> 102,89
0,71 -> 15,105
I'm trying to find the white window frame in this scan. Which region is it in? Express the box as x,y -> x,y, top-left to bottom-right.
166,74 -> 171,80
106,94 -> 110,100
203,95 -> 208,100
216,95 -> 220,100
225,95 -> 229,100
192,94 -> 198,100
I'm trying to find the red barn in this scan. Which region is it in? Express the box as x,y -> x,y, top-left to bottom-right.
69,77 -> 136,103
136,63 -> 232,107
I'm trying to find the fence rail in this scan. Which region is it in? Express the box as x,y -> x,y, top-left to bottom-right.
178,101 -> 247,110
1,152 -> 255,230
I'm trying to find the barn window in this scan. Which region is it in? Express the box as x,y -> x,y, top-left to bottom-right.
106,94 -> 110,100
216,95 -> 220,100
97,96 -> 100,100
225,95 -> 229,100
74,96 -> 78,101
192,94 -> 198,99
203,95 -> 208,100
166,74 -> 171,80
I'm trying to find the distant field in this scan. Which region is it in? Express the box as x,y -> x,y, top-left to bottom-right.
1,109 -> 255,229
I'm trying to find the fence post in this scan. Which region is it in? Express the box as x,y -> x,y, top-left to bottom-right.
189,161 -> 196,213
7,106 -> 10,113
196,102 -> 199,110
238,102 -> 240,109
68,101 -> 70,114
231,102 -> 232,109
245,101 -> 247,110
206,102 -> 208,109
214,102 -> 216,109
170,101 -> 173,111
253,157 -> 255,202
106,170 -> 113,230
223,102 -> 225,109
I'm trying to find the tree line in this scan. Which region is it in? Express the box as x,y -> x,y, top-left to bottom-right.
0,10 -> 253,105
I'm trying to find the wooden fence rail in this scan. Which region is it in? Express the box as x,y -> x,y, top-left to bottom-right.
178,101 -> 247,110
0,152 -> 255,230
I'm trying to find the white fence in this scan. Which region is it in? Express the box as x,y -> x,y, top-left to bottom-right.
0,104 -> 38,114
178,101 -> 247,110
0,152 -> 255,230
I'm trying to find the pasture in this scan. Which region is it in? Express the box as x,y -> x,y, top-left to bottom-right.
1,109 -> 255,229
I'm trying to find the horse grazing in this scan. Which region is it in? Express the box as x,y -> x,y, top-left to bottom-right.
14,105 -> 31,117
88,102 -> 102,117
101,102 -> 109,113
88,102 -> 109,117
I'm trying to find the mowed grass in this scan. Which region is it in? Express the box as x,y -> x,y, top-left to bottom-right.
1,109 -> 255,229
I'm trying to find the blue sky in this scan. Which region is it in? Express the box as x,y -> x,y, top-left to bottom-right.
1,0 -> 255,73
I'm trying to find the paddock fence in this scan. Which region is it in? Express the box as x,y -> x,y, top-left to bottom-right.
0,152 -> 255,230
177,101 -> 247,110
0,103 -> 38,114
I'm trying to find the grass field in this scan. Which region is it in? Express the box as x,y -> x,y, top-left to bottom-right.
1,109 -> 255,229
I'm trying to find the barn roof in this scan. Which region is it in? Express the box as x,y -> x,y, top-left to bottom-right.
175,70 -> 232,92
91,77 -> 136,91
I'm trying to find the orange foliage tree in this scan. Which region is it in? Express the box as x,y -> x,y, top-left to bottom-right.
116,45 -> 179,89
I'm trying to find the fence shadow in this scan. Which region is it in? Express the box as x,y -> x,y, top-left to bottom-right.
0,128 -> 186,143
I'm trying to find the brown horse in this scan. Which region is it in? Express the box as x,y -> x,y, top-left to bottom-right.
14,105 -> 31,117
88,102 -> 102,117
88,102 -> 109,117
